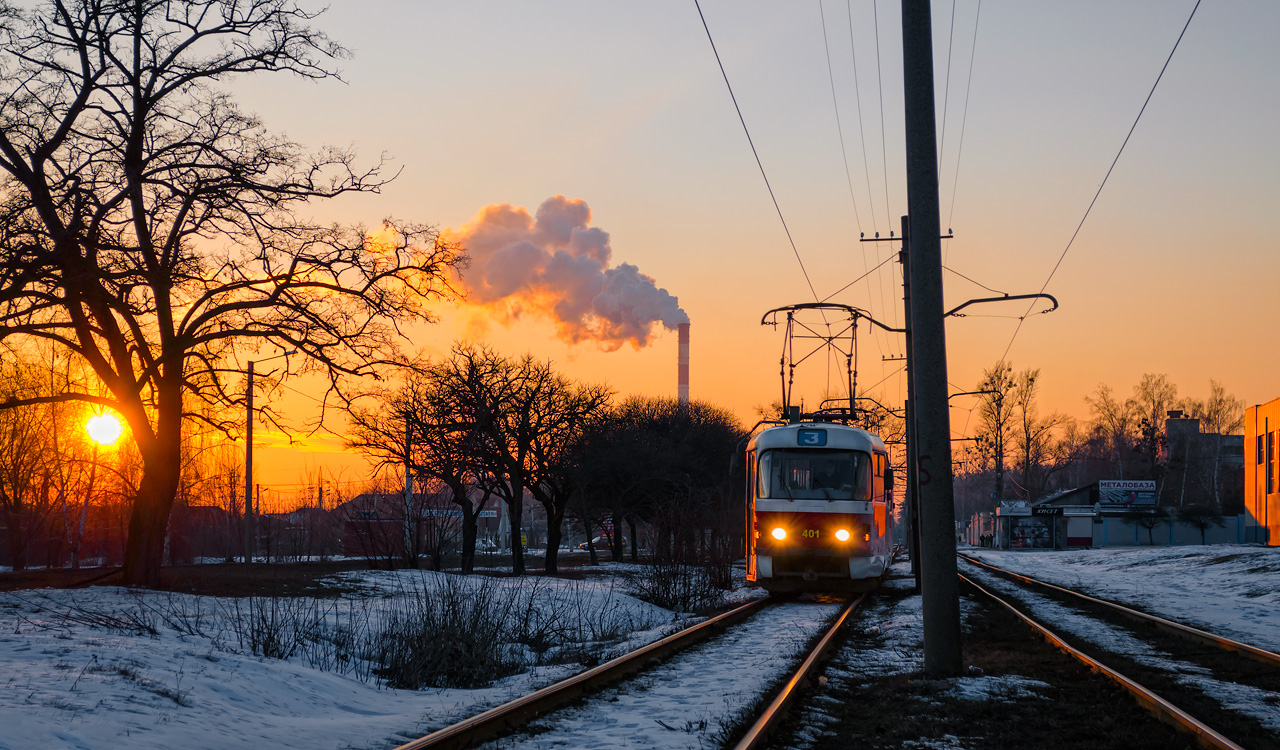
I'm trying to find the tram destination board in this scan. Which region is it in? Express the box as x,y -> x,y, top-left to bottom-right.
797,429 -> 827,446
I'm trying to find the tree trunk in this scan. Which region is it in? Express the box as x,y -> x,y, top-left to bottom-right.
121,411 -> 183,587
628,516 -> 639,562
583,510 -> 599,566
611,510 -> 623,560
543,507 -> 563,575
3,505 -> 24,572
461,508 -> 478,574
508,473 -> 525,575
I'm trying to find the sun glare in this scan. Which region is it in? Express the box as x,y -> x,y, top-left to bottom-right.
86,414 -> 124,446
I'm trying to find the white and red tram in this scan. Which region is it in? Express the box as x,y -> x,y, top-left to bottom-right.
745,421 -> 894,592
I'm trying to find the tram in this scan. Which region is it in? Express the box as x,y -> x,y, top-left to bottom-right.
745,420 -> 894,592
746,302 -> 897,593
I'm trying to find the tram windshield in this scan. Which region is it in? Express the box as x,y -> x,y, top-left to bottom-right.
757,450 -> 871,501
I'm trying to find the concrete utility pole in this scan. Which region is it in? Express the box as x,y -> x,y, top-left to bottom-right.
901,0 -> 962,676
899,216 -> 922,592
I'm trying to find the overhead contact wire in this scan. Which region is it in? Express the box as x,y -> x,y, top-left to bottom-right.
694,0 -> 821,304
871,0 -> 902,352
820,0 -> 890,363
998,0 -> 1202,367
946,0 -> 983,236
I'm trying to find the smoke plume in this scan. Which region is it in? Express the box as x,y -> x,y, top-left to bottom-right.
445,195 -> 688,349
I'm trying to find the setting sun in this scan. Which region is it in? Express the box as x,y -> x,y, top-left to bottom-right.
85,413 -> 123,446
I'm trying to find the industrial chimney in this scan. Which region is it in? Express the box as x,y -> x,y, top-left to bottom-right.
677,323 -> 690,405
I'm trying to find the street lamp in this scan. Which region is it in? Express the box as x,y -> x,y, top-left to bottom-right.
244,350 -> 297,563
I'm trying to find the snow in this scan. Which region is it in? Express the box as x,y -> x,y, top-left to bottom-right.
0,570 -> 681,750
959,557 -> 1280,732
962,545 -> 1280,650
794,545 -> 1280,748
479,602 -> 839,750
3,545 -> 1278,749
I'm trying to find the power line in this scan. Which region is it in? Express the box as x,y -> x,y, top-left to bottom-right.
821,0 -> 894,363
846,0 -> 879,235
937,0 -> 957,170
946,0 -> 983,235
860,365 -> 905,395
870,0 -> 903,351
942,264 -> 1006,295
822,250 -> 897,303
872,0 -> 892,231
820,0 -> 865,234
997,0 -> 1202,367
693,0 -> 821,303
843,1 -> 899,361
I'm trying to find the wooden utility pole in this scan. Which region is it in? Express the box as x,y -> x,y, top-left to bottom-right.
901,0 -> 962,676
244,361 -> 254,564
404,414 -> 415,568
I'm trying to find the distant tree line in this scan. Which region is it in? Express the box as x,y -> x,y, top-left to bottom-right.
956,365 -> 1246,523
347,342 -> 745,577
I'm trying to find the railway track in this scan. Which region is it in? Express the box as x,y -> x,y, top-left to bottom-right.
392,594 -> 866,750
958,555 -> 1280,750
958,553 -> 1280,668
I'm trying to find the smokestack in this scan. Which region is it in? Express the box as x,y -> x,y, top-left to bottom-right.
677,323 -> 690,405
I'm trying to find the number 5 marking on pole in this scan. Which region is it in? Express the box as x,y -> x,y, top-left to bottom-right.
918,454 -> 932,486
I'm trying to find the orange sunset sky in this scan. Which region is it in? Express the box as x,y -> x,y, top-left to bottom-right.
235,1 -> 1279,496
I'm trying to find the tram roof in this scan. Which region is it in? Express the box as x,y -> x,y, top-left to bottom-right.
748,422 -> 886,453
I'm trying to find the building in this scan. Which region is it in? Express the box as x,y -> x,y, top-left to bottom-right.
1163,412 -> 1245,510
979,479 -> 1250,549
1244,398 -> 1280,545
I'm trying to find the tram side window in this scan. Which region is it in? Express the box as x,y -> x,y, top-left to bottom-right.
759,450 -> 871,500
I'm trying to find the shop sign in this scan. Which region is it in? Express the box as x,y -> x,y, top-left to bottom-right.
1098,480 -> 1156,506
1032,506 -> 1063,516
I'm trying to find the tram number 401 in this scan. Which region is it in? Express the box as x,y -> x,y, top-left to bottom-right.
801,529 -> 821,539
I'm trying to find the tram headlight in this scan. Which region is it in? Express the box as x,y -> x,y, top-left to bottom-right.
771,527 -> 787,541
834,528 -> 851,542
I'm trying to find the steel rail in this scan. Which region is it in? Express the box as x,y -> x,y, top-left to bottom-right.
958,553 -> 1280,669
960,572 -> 1245,750
731,594 -> 867,750
393,596 -> 771,750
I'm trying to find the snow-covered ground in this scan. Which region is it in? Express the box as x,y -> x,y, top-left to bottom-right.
481,602 -> 838,750
959,557 -> 1280,734
0,568 -> 687,750
3,545 -> 1277,750
962,545 -> 1280,650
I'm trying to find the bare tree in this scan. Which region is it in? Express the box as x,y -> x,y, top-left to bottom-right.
0,359 -> 55,570
1127,506 -> 1169,546
1178,380 -> 1246,509
349,361 -> 500,575
1009,369 -> 1071,501
524,373 -> 611,574
1086,383 -> 1138,479
973,362 -> 1015,501
1177,505 -> 1226,545
0,1 -> 461,585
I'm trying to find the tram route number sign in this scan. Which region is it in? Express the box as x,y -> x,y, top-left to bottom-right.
797,429 -> 827,446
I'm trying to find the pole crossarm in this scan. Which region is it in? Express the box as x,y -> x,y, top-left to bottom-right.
945,293 -> 1058,318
